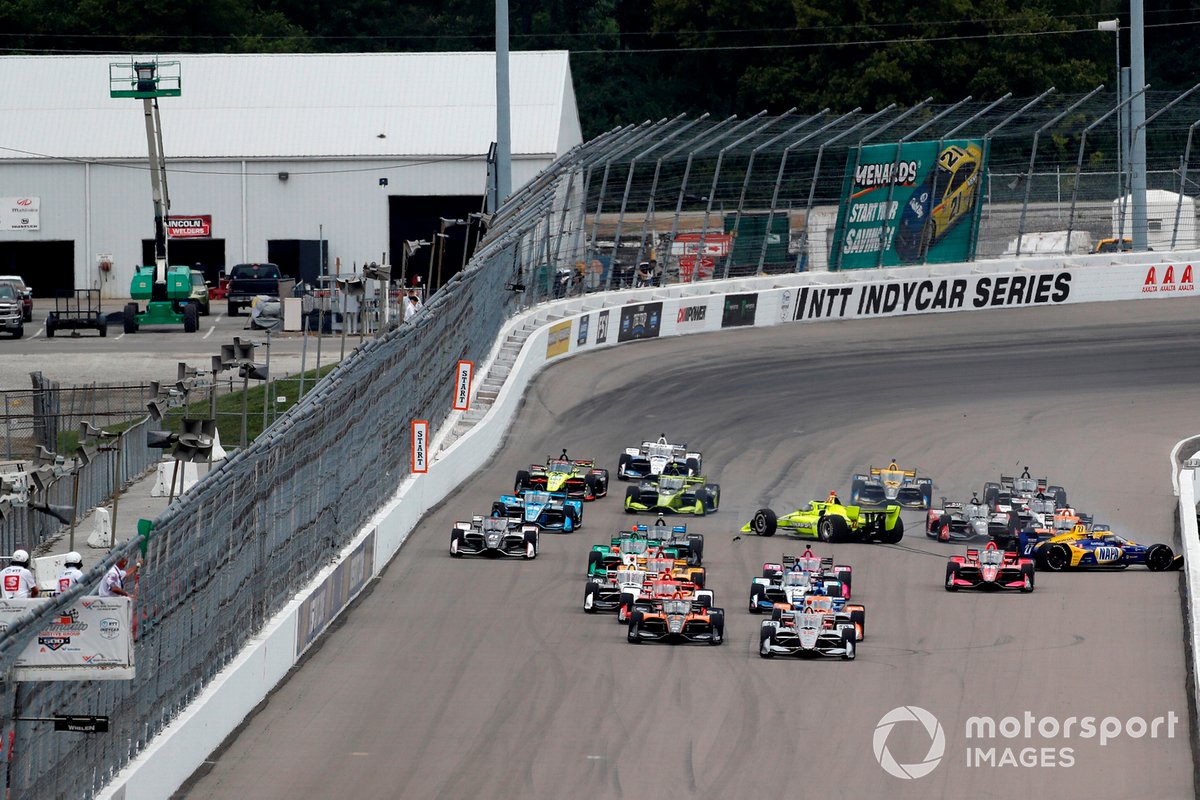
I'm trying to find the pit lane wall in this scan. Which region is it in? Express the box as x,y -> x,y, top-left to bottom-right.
101,250 -> 1200,799
1175,444 -> 1200,789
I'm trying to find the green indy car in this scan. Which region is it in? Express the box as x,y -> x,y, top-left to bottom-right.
624,475 -> 720,516
742,492 -> 904,543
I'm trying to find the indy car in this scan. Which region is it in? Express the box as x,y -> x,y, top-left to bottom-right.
926,495 -> 991,542
749,551 -> 853,613
515,451 -> 609,500
743,495 -> 903,543
627,596 -> 725,645
587,535 -> 674,578
1020,524 -> 1182,572
759,607 -> 856,660
492,490 -> 583,532
624,475 -> 720,516
618,573 -> 712,623
617,435 -> 702,481
983,467 -> 1067,515
769,593 -> 864,640
450,516 -> 539,559
635,516 -> 705,565
944,541 -> 1034,592
584,564 -> 651,614
850,461 -> 933,509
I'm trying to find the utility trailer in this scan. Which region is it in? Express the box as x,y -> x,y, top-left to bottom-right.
46,290 -> 107,338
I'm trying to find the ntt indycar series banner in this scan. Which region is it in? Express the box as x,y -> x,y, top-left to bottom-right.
791,272 -> 1072,321
831,139 -> 988,270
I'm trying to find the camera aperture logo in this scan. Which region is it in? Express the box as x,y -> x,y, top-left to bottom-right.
874,706 -> 946,779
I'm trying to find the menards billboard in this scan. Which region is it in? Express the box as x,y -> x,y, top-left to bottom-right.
829,139 -> 988,270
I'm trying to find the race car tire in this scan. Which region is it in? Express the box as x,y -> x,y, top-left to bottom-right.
848,606 -> 865,641
759,627 -> 775,658
618,592 -> 636,623
1146,543 -> 1175,572
819,515 -> 848,543
686,457 -> 701,477
1020,563 -> 1035,592
879,517 -> 904,544
123,303 -> 139,334
687,534 -> 704,565
751,508 -> 777,537
694,489 -> 710,517
983,482 -> 1000,510
1040,543 -> 1071,572
836,569 -> 852,596
1048,485 -> 1068,509
563,513 -> 576,533
945,563 -> 959,591
587,550 -> 603,574
771,607 -> 785,622
490,502 -> 507,519
584,581 -> 600,612
627,611 -> 644,643
449,530 -> 464,557
691,569 -> 706,589
514,470 -> 532,494
749,584 -> 764,613
708,609 -> 725,645
841,629 -> 857,661
850,477 -> 865,505
705,484 -> 720,510
617,453 -> 632,479
585,473 -> 600,498
694,593 -> 712,610
524,531 -> 538,560
625,485 -> 641,509
920,483 -> 933,509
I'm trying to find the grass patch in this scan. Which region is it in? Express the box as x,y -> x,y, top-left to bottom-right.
162,363 -> 339,449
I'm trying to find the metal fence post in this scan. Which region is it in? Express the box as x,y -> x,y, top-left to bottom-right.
1172,117 -> 1200,248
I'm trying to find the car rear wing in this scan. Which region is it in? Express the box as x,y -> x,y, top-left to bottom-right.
869,464 -> 917,478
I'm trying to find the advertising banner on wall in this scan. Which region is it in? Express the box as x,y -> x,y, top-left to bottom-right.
577,314 -> 590,346
0,597 -> 135,680
546,320 -> 572,357
0,197 -> 39,231
721,293 -> 758,328
296,530 -> 376,657
830,140 -> 988,270
618,302 -> 662,342
596,309 -> 610,344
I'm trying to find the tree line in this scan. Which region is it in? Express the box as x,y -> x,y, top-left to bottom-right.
1,0 -> 1196,140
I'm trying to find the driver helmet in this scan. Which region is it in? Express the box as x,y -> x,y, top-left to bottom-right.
827,490 -> 841,504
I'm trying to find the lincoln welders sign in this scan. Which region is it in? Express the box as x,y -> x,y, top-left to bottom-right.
830,139 -> 987,270
618,302 -> 662,342
791,272 -> 1073,321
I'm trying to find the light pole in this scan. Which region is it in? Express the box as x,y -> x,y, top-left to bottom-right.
433,218 -> 467,292
400,240 -> 430,290
1098,19 -> 1123,207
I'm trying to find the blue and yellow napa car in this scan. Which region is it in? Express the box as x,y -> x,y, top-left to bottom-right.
894,143 -> 984,263
1020,525 -> 1181,572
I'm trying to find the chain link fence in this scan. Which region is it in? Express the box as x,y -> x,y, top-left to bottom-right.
1,90 -> 1198,798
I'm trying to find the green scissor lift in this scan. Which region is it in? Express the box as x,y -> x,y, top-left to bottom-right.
109,59 -> 199,333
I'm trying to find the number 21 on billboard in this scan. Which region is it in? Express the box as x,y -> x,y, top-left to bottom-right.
453,360 -> 474,411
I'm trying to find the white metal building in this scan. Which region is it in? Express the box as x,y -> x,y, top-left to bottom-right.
0,52 -> 582,297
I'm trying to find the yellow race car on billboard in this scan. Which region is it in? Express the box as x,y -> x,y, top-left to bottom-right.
894,143 -> 984,262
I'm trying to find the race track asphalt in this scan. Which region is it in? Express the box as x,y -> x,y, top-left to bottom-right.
182,297 -> 1198,800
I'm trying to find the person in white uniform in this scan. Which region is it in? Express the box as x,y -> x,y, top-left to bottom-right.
1,550 -> 39,598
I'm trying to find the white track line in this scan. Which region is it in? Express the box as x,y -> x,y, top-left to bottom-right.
203,326 -> 215,339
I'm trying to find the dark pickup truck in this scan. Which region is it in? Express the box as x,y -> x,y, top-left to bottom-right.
225,263 -> 296,316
